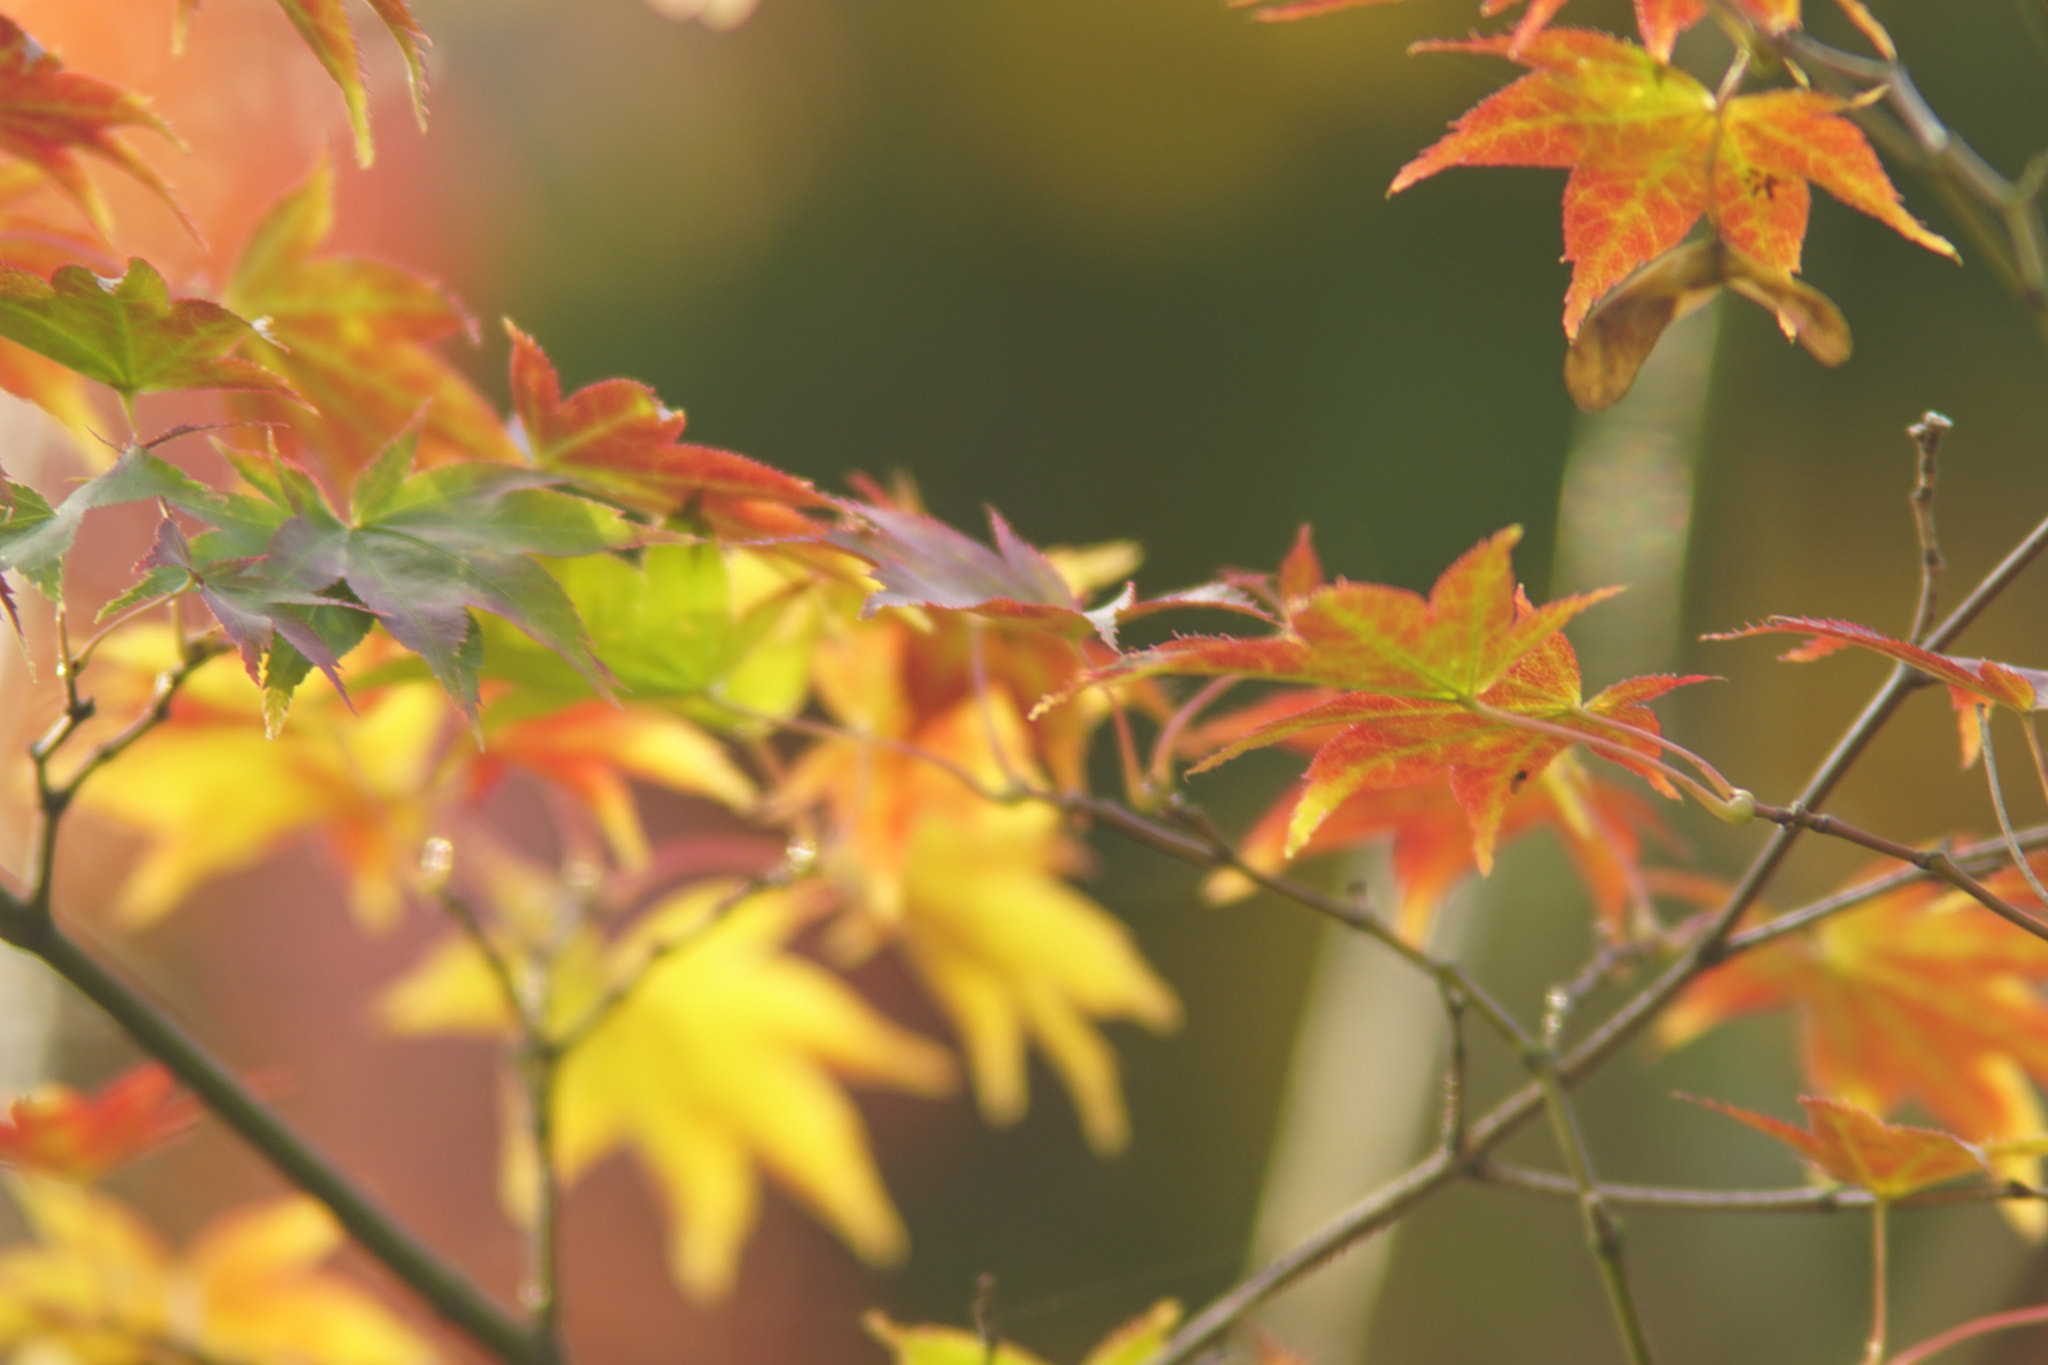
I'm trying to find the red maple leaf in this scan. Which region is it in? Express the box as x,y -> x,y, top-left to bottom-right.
0,1063 -> 200,1182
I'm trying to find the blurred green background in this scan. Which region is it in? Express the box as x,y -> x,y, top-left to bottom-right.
59,1 -> 2048,1363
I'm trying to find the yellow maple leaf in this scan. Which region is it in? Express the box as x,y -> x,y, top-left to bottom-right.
73,627 -> 451,931
380,870 -> 956,1299
0,1176 -> 438,1365
780,614 -> 1179,1155
864,1297 -> 1181,1365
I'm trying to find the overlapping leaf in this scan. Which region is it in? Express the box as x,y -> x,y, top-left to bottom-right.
0,1064 -> 198,1183
1692,1095 -> 1989,1200
832,502 -> 1256,650
1663,862 -> 2048,1230
261,428 -> 633,720
75,627 -> 452,928
508,321 -> 828,538
0,19 -> 193,238
1391,30 -> 1954,338
225,159 -> 516,477
1709,615 -> 2048,765
0,258 -> 296,404
0,1181 -> 438,1365
780,614 -> 1181,1151
1083,526 -> 1700,867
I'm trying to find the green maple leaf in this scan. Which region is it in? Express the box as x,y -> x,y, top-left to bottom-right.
0,259 -> 298,407
262,429 -> 635,721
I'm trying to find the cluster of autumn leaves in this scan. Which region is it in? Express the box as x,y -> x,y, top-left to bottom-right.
0,1 -> 2040,1364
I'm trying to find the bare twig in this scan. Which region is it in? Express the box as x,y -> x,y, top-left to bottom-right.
1906,414 -> 1951,644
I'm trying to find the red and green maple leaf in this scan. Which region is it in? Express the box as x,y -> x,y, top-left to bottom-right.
0,258 -> 297,407
1086,525 -> 1702,869
1692,1095 -> 1989,1201
177,0 -> 430,168
1709,615 -> 2048,766
224,157 -> 517,479
506,321 -> 830,539
1390,29 -> 1954,338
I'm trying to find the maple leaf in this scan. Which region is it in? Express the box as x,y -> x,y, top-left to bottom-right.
1391,30 -> 1956,339
232,0 -> 430,168
1708,615 -> 2048,766
0,258 -> 298,406
0,19 -> 194,238
865,1299 -> 1181,1365
0,1064 -> 198,1182
0,1179 -> 439,1365
1566,238 -> 1849,410
1203,754 -> 1666,942
224,158 -> 518,478
1662,862 -> 2048,1231
75,626 -> 453,929
832,501 -> 1257,651
1084,526 -> 1701,868
476,540 -> 824,733
469,699 -> 759,868
261,427 -> 634,721
1691,1095 -> 1989,1200
506,321 -> 829,539
781,618 -> 1180,1153
381,875 -> 956,1299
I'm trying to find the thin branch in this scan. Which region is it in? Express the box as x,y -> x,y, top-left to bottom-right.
1905,414 -> 1951,644
11,926 -> 539,1365
1474,1163 -> 2037,1213
1140,507 -> 2048,1365
1527,1047 -> 1658,1365
1751,799 -> 2048,942
1726,823 -> 2048,951
1975,707 -> 2048,910
1885,1302 -> 2048,1365
1864,1203 -> 1892,1365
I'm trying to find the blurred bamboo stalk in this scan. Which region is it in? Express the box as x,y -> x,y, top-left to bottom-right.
1242,300 -> 1720,1362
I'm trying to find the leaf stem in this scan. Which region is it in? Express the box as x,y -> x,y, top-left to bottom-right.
1884,1302 -> 2048,1365
1864,1201 -> 1891,1365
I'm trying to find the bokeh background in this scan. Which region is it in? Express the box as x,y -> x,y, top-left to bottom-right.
4,1 -> 2048,1363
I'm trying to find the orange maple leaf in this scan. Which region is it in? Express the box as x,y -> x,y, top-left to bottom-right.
1691,1095 -> 1989,1201
0,17 -> 194,240
1085,526 -> 1702,869
1663,862 -> 2048,1230
0,1065 -> 198,1182
1391,30 -> 1955,338
506,321 -> 829,540
1203,754 -> 1666,942
1708,615 -> 2048,767
223,156 -> 517,479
